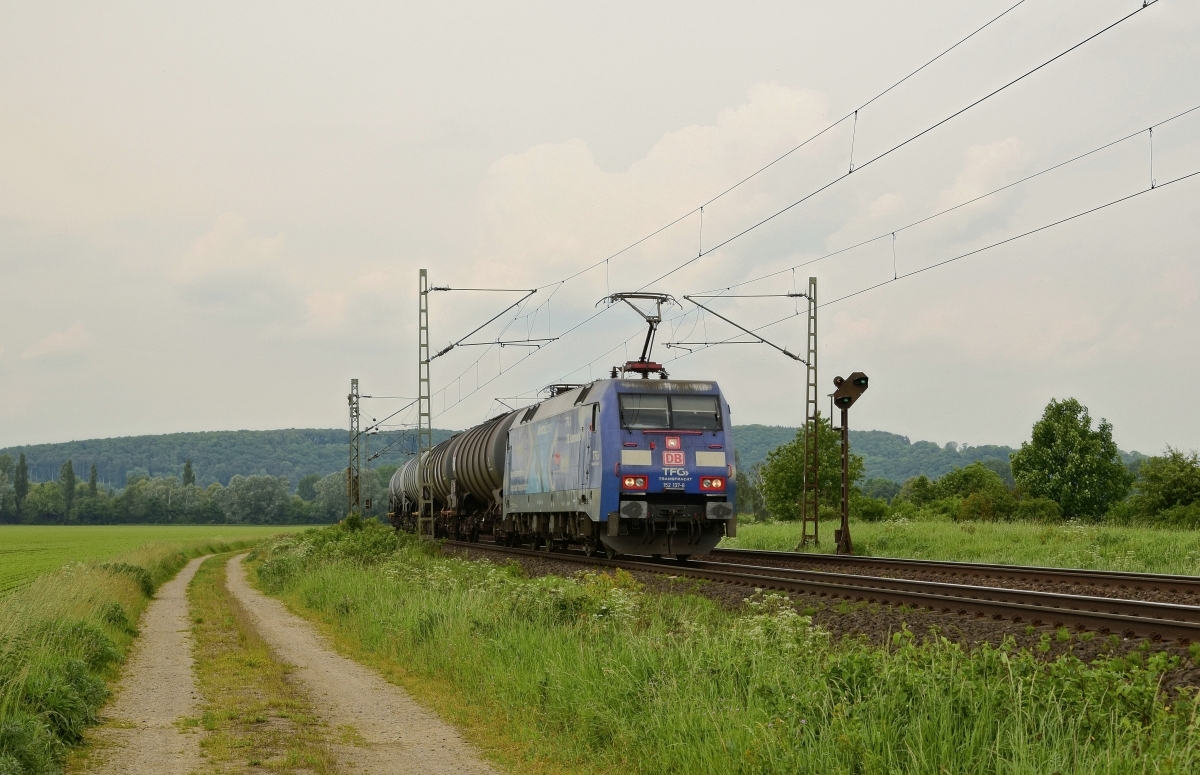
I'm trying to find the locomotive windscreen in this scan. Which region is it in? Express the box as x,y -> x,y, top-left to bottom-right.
670,395 -> 721,430
618,394 -> 721,430
619,394 -> 670,429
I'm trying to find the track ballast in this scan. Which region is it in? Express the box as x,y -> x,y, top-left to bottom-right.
444,540 -> 1200,644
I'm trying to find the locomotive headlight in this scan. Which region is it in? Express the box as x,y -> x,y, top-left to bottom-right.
622,475 -> 648,491
699,476 -> 725,491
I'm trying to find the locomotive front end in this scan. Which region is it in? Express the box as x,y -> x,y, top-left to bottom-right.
599,379 -> 736,558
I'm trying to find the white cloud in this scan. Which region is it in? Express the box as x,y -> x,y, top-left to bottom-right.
21,323 -> 92,359
305,291 -> 347,329
474,83 -> 835,294
933,137 -> 1026,212
1162,261 -> 1197,308
175,214 -> 285,284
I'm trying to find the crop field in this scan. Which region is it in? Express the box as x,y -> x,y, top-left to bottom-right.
723,518 -> 1200,575
0,524 -> 296,594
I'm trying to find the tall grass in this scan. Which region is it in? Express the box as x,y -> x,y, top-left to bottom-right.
255,523 -> 1200,775
725,518 -> 1200,574
0,537 -> 267,775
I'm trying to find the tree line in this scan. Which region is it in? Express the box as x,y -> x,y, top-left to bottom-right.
0,428 -> 457,489
737,397 -> 1200,528
0,453 -> 400,525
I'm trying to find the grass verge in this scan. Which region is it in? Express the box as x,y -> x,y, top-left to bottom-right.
187,553 -> 335,774
253,522 -> 1200,775
0,537 -> 268,775
725,517 -> 1200,574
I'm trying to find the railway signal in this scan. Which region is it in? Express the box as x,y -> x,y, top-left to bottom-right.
831,372 -> 868,555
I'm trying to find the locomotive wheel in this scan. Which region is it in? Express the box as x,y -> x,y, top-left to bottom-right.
604,543 -> 618,560
582,539 -> 596,557
540,536 -> 553,553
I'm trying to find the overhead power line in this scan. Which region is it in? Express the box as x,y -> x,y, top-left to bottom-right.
429,0 -> 1157,417
636,0 -> 1163,292
663,166 -> 1200,364
537,0 -> 1030,294
820,168 -> 1200,308
426,3 -> 1038,415
695,102 -> 1200,295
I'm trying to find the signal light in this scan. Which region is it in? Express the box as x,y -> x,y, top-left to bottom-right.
699,476 -> 725,491
622,475 -> 648,491
831,371 -> 869,410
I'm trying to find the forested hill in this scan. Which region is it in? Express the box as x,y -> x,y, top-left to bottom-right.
9,424 -> 1120,491
731,425 -> 1018,481
1,429 -> 456,488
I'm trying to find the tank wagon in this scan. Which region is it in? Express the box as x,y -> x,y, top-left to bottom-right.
389,378 -> 736,558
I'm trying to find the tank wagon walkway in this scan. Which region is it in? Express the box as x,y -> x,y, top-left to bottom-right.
225,554 -> 497,774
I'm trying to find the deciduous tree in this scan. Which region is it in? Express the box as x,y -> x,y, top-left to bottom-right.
297,473 -> 321,501
1011,398 -> 1132,519
15,453 -> 28,518
59,460 -> 76,522
760,414 -> 863,521
1129,447 -> 1200,515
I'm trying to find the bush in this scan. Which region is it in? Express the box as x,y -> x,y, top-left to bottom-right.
1125,447 -> 1200,520
897,475 -> 937,506
851,495 -> 890,522
1155,503 -> 1200,529
1013,497 -> 1062,523
862,478 -> 901,503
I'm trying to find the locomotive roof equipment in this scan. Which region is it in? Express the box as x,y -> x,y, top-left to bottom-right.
599,292 -> 678,379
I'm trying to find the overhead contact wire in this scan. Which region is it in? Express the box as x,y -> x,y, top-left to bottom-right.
637,0 -> 1160,292
693,102 -> 1200,295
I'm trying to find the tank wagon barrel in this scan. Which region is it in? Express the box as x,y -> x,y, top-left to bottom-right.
389,411 -> 519,521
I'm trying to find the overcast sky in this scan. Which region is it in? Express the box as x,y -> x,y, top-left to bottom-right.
2,0 -> 1198,456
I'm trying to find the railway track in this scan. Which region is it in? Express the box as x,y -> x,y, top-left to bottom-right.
710,548 -> 1200,599
444,540 -> 1200,644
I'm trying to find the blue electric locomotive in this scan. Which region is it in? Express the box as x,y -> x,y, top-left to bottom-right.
389,378 -> 737,558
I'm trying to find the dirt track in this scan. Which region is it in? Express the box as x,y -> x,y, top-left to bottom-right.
87,555 -> 206,775
225,554 -> 496,774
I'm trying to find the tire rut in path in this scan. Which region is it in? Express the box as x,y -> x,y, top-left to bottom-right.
87,555 -> 207,775
224,554 -> 497,774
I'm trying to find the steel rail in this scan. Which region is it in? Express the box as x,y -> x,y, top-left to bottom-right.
443,540 -> 1200,644
710,548 -> 1200,595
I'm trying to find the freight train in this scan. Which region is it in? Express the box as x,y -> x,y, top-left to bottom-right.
388,377 -> 737,559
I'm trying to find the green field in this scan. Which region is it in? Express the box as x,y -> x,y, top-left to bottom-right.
252,523 -> 1200,774
0,525 -> 296,594
723,518 -> 1200,575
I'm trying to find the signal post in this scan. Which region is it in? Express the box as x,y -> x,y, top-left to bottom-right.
831,372 -> 869,555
